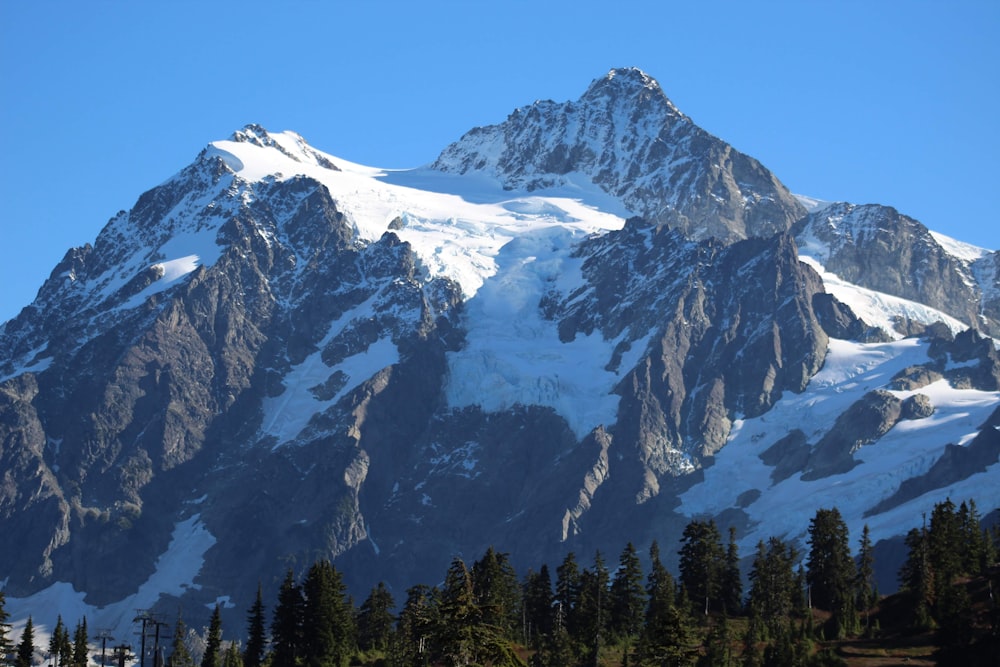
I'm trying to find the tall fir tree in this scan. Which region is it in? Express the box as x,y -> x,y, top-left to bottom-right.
72,619 -> 88,667
806,507 -> 857,637
395,584 -> 440,666
573,551 -> 609,661
15,617 -> 34,667
722,526 -> 743,616
49,617 -> 70,667
201,605 -> 222,667
554,552 -> 581,636
678,519 -> 725,615
748,538 -> 798,637
301,560 -> 354,667
856,524 -> 876,615
899,523 -> 935,630
167,612 -> 193,667
356,582 -> 394,653
243,584 -> 267,667
521,566 -> 554,646
609,542 -> 646,640
0,591 -> 11,667
437,557 -> 478,667
271,569 -> 304,667
471,547 -> 521,637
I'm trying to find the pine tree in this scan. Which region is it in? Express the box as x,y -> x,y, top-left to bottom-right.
271,569 -> 304,667
928,498 -> 961,591
856,523 -> 876,636
396,584 -> 440,666
521,566 -> 554,646
957,500 -> 986,575
357,582 -> 394,653
15,617 -> 34,667
748,538 -> 798,637
722,527 -> 743,616
222,644 -> 242,667
201,605 -> 223,667
438,557 -> 478,667
0,591 -> 11,667
471,547 -> 520,637
899,523 -> 934,630
609,543 -> 646,640
806,508 -> 856,637
243,584 -> 267,667
573,551 -> 609,661
678,519 -> 725,615
49,616 -> 70,667
301,560 -> 354,667
167,612 -> 193,667
72,619 -> 88,667
554,552 -> 580,636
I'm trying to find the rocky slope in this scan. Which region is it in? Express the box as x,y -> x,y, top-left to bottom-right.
1,70 -> 997,635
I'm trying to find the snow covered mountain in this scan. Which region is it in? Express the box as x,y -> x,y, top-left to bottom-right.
2,68 -> 998,637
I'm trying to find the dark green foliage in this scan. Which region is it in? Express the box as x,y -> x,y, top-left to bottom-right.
167,612 -> 193,667
0,592 -> 11,667
521,566 -> 554,646
748,537 -> 798,637
301,559 -> 355,667
609,542 -> 646,640
471,547 -> 521,637
438,557 -> 478,666
678,519 -> 725,615
49,616 -> 71,667
243,584 -> 266,667
855,524 -> 876,613
722,527 -> 743,616
573,551 -> 609,660
72,618 -> 87,667
554,551 -> 581,634
356,581 -> 394,653
806,508 -> 857,637
271,569 -> 304,667
698,615 -> 734,667
395,584 -> 440,666
15,617 -> 33,667
638,542 -> 695,666
201,605 -> 223,667
222,644 -> 242,667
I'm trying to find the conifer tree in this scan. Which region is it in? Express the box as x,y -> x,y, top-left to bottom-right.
748,538 -> 798,637
243,584 -> 267,667
722,527 -> 743,616
678,519 -> 724,615
856,524 -> 876,624
301,560 -> 354,667
471,547 -> 520,637
167,612 -> 193,667
574,551 -> 609,660
521,566 -> 554,646
15,617 -> 33,667
356,582 -> 394,653
72,618 -> 88,667
806,507 -> 856,637
222,644 -> 242,667
396,584 -> 439,666
0,591 -> 11,667
609,542 -> 646,640
554,552 -> 581,635
271,569 -> 304,667
201,605 -> 223,667
49,617 -> 70,667
957,500 -> 987,575
438,557 -> 478,667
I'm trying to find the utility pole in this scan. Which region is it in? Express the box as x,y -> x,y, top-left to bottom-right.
134,611 -> 152,667
112,645 -> 133,667
96,631 -> 114,666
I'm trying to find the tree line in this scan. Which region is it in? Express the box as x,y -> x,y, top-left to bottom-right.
2,497 -> 997,667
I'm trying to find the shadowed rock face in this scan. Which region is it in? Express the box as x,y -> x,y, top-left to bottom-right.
794,202 -> 999,336
434,68 -> 806,243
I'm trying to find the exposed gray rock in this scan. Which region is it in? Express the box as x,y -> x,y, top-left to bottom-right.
434,68 -> 806,243
803,390 -> 902,480
759,429 -> 810,484
901,394 -> 934,420
890,365 -> 944,391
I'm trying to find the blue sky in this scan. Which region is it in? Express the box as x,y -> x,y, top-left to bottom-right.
1,1 -> 997,324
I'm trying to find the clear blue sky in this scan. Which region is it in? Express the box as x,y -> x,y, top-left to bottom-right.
2,1 -> 997,324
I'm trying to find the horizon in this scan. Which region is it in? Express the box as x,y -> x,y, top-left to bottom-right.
1,1 -> 997,324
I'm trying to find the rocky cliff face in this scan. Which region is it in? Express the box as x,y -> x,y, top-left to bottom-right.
2,71 -> 998,632
433,67 -> 806,242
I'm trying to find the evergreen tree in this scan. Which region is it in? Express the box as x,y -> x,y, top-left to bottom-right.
521,566 -> 554,646
928,498 -> 961,592
271,569 -> 304,667
356,582 -> 394,653
72,619 -> 88,667
396,584 -> 440,666
438,557 -> 478,667
806,508 -> 856,637
553,552 -> 580,636
301,559 -> 354,667
957,500 -> 987,575
856,524 -> 875,612
243,584 -> 267,667
201,605 -> 222,667
0,591 -> 11,667
639,542 -> 694,667
722,527 -> 743,616
167,612 -> 193,667
15,617 -> 33,667
609,542 -> 646,640
678,519 -> 725,615
699,615 -> 733,667
471,547 -> 521,637
573,551 -> 609,660
49,617 -> 71,667
748,538 -> 798,637
899,524 -> 935,630
221,644 -> 241,667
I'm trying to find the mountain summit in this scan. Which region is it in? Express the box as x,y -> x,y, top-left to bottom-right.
2,69 -> 998,635
433,67 -> 806,241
